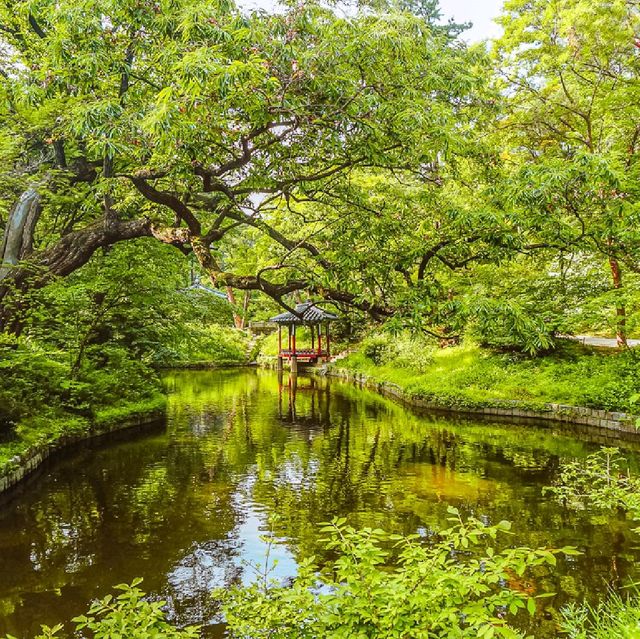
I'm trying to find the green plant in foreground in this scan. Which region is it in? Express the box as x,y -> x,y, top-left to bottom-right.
560,592 -> 640,639
3,515 -> 577,639
4,579 -> 199,639
544,447 -> 640,519
546,448 -> 640,637
217,512 -> 574,639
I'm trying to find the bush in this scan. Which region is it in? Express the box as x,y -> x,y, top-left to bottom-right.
3,521 -> 576,639
361,331 -> 435,372
545,452 -> 640,639
217,514 -> 573,639
362,333 -> 397,365
467,300 -> 555,356
9,579 -> 199,639
544,447 -> 640,521
576,350 -> 640,412
0,341 -> 68,422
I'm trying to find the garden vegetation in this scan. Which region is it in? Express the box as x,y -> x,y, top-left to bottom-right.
2,0 -> 640,635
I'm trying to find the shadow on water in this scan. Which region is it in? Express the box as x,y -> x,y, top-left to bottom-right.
2,368 -> 640,637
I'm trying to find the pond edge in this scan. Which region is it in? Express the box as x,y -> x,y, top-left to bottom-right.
316,364 -> 640,435
0,401 -> 166,497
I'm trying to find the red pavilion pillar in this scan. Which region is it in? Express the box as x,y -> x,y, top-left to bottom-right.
291,324 -> 298,372
326,323 -> 330,359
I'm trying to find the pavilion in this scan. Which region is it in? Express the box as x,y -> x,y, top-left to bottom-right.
269,301 -> 338,371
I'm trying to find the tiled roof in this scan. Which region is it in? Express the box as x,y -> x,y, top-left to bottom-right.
269,302 -> 338,324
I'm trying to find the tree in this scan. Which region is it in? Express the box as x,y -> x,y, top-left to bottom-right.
494,0 -> 640,346
0,0 -> 485,330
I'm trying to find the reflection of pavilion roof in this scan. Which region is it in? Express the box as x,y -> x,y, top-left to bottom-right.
269,302 -> 338,325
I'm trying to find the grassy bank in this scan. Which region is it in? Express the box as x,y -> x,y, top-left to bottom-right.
0,324 -> 257,483
0,393 -> 167,477
0,336 -> 168,479
332,336 -> 640,414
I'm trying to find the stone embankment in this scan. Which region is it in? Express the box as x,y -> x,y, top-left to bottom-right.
0,407 -> 165,497
320,365 -> 640,435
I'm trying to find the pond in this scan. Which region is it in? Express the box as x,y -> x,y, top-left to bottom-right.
1,368 -> 640,638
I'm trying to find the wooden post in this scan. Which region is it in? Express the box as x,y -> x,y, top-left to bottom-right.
311,324 -> 315,351
277,325 -> 283,370
317,323 -> 322,356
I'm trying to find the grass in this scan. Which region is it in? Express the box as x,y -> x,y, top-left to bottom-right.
333,338 -> 640,414
0,394 -> 166,476
561,593 -> 640,639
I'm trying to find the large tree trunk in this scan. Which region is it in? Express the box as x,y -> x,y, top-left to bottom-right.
609,257 -> 627,348
226,286 -> 245,329
0,188 -> 42,284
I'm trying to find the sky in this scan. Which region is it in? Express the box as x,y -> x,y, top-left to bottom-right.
438,0 -> 504,42
239,0 -> 505,43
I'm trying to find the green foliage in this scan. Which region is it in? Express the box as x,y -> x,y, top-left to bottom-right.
560,592 -> 640,639
544,447 -> 640,519
159,323 -> 249,366
338,339 -> 640,413
20,240 -> 236,368
71,580 -> 199,639
361,331 -> 435,372
493,0 -> 640,345
218,514 -> 570,639
4,580 -> 199,639
0,340 -> 68,426
545,450 -> 640,638
3,518 -> 574,639
0,338 -> 160,420
362,333 -> 395,365
467,299 -> 555,356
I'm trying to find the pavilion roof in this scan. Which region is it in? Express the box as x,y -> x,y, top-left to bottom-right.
269,302 -> 338,325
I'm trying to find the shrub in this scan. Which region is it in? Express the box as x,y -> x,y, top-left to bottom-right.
467,300 -> 555,356
0,341 -> 68,422
362,332 -> 397,365
545,452 -> 640,638
544,447 -> 640,521
9,579 -> 199,639
217,513 -> 573,639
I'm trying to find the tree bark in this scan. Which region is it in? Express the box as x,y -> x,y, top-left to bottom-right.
0,215 -> 181,331
226,286 -> 245,329
0,188 -> 42,284
241,290 -> 250,330
609,257 -> 627,348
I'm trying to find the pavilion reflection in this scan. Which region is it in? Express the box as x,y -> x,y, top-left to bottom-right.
277,371 -> 332,430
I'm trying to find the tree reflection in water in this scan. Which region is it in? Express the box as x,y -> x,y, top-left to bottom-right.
2,369 -> 640,637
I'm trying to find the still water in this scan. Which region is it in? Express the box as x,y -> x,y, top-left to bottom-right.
2,369 -> 640,637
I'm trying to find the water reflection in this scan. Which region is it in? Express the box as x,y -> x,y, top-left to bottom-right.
1,369 -> 640,637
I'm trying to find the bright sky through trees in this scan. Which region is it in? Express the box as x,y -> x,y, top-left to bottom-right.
238,0 -> 504,41
439,0 -> 503,41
